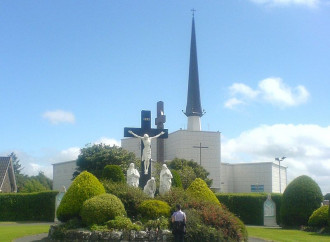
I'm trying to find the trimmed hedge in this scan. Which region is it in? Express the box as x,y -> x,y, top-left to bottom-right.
80,193 -> 126,226
187,178 -> 220,206
138,200 -> 171,220
103,165 -> 125,183
308,205 -> 328,228
216,193 -> 282,225
281,175 -> 323,226
57,171 -> 105,222
0,191 -> 58,221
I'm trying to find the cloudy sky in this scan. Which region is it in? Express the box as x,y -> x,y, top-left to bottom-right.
1,1 -> 329,194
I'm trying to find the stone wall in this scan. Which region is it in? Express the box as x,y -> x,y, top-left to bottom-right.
48,225 -> 173,241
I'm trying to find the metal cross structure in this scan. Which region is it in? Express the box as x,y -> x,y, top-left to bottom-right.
155,101 -> 166,163
124,110 -> 168,188
275,156 -> 286,193
193,142 -> 208,166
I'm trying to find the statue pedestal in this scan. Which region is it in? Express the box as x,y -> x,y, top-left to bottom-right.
139,160 -> 151,188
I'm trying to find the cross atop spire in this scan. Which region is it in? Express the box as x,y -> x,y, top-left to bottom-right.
191,8 -> 196,17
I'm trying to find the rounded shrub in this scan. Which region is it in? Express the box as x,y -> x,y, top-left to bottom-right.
281,175 -> 323,226
106,216 -> 142,231
80,193 -> 126,226
186,178 -> 220,206
102,180 -> 148,217
102,165 -> 125,183
171,170 -> 182,188
308,205 -> 329,228
138,199 -> 171,220
56,171 -> 105,222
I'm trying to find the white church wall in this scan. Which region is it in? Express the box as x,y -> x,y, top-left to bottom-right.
220,163 -> 234,193
231,163 -> 273,193
165,130 -> 221,190
53,160 -> 77,191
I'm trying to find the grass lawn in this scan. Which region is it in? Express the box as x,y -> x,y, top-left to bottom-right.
247,226 -> 330,242
0,223 -> 50,242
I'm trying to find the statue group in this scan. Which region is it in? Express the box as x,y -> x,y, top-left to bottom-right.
126,131 -> 171,197
127,162 -> 173,198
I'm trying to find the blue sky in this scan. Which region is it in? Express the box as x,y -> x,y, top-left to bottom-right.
1,0 -> 330,194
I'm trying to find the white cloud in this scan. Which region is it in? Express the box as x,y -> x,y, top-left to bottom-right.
249,0 -> 320,7
224,98 -> 246,109
42,110 -> 75,125
229,83 -> 259,99
94,137 -> 121,147
224,77 -> 309,108
222,124 -> 330,194
259,78 -> 309,107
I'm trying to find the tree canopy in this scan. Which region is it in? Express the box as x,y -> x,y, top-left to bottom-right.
9,152 -> 23,174
74,144 -> 139,179
167,158 -> 212,188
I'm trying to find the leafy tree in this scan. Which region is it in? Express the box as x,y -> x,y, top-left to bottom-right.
102,165 -> 125,183
32,171 -> 52,190
167,158 -> 212,188
74,144 -> 139,179
19,179 -> 47,193
324,193 -> 330,201
8,152 -> 23,175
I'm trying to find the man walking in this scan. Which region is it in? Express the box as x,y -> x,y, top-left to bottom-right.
171,204 -> 186,242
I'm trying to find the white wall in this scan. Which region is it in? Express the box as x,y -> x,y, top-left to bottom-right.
53,160 -> 77,191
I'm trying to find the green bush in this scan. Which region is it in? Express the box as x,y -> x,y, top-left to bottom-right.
158,187 -> 193,210
328,204 -> 330,228
0,191 -> 58,221
281,175 -> 323,227
185,201 -> 248,241
144,216 -> 169,231
56,171 -> 105,222
80,193 -> 126,226
102,180 -> 148,217
186,178 -> 220,206
216,193 -> 282,225
308,205 -> 329,228
103,165 -> 125,183
171,169 -> 182,188
138,200 -> 171,220
106,216 -> 142,231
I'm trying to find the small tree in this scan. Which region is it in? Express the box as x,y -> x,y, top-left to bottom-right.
74,144 -> 139,179
103,165 -> 125,183
8,152 -> 23,175
324,193 -> 330,201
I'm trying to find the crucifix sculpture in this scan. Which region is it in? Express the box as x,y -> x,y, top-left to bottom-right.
124,110 -> 168,188
193,142 -> 208,166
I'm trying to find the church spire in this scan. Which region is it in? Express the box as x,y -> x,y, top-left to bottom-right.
184,12 -> 204,131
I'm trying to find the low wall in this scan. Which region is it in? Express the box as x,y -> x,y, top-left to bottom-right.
48,225 -> 173,241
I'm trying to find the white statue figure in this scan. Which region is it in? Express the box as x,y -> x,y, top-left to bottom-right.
127,163 -> 140,187
264,194 -> 275,217
128,130 -> 165,174
159,164 -> 173,196
143,177 -> 156,198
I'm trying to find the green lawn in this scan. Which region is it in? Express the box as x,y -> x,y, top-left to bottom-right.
247,226 -> 330,242
0,223 -> 50,242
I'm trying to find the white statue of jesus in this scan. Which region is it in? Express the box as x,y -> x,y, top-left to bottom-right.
159,164 -> 173,196
128,130 -> 165,174
126,163 -> 140,187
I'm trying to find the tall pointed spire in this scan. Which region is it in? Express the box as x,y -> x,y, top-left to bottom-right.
184,12 -> 204,131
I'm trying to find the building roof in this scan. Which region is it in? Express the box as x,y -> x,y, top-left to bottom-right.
0,157 -> 13,191
184,16 -> 204,117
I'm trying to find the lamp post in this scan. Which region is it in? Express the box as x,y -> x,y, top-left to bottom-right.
275,157 -> 286,193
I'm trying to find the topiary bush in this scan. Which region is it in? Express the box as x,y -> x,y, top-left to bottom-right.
138,199 -> 171,220
171,169 -> 182,188
281,175 -> 323,227
80,193 -> 126,226
56,171 -> 105,222
102,165 -> 125,183
186,178 -> 220,206
158,187 -> 193,210
308,205 -> 329,228
102,180 -> 148,217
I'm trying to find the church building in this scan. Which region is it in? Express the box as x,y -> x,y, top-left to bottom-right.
0,156 -> 17,193
53,15 -> 287,194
